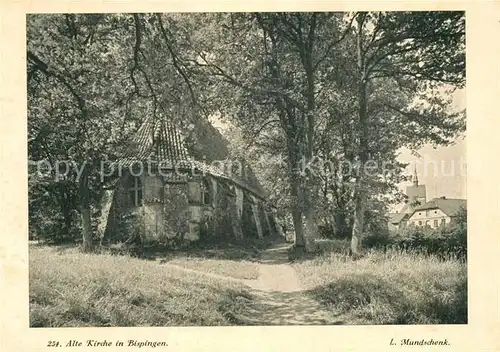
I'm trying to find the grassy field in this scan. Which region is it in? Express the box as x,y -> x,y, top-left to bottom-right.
166,257 -> 259,280
30,241 -> 467,326
294,248 -> 467,324
29,245 -> 252,327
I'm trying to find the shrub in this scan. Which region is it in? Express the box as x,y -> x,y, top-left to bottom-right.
364,209 -> 467,261
317,219 -> 352,240
363,225 -> 466,261
363,231 -> 393,250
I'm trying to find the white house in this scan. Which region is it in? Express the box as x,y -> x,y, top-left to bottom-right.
407,197 -> 467,229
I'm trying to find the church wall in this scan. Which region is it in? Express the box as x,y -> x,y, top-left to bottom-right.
234,187 -> 244,219
103,173 -> 140,244
103,168 -> 274,248
160,182 -> 190,243
199,179 -> 234,242
143,175 -> 164,240
259,204 -> 271,237
241,193 -> 259,238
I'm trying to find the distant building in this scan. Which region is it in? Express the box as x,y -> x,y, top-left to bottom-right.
388,165 -> 466,232
388,165 -> 427,232
388,212 -> 410,232
403,164 -> 426,209
407,197 -> 467,229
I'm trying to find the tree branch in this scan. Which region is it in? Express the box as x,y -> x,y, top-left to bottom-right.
27,51 -> 85,111
155,14 -> 197,104
244,119 -> 281,149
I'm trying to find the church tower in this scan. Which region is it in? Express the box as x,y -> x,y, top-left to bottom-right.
412,164 -> 419,186
398,163 -> 427,215
406,164 -> 426,207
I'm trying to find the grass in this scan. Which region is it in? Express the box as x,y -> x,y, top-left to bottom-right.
166,257 -> 259,280
30,239 -> 468,326
29,245 -> 253,327
293,248 -> 467,325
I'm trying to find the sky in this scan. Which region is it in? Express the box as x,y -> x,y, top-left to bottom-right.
395,88 -> 466,207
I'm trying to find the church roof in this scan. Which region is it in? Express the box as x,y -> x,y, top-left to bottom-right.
120,116 -> 191,165
412,197 -> 467,217
116,114 -> 268,199
406,184 -> 426,199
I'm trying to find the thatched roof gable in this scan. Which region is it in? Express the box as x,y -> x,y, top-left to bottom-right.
117,115 -> 267,199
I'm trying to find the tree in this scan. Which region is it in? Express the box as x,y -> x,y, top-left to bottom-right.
28,14 -> 137,250
182,13 -> 353,251
348,11 -> 465,255
27,14 -> 203,250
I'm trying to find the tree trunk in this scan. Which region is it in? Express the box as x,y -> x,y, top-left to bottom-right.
81,206 -> 92,252
79,166 -> 93,252
351,12 -> 369,256
304,205 -> 317,251
351,189 -> 365,256
304,25 -> 318,250
292,206 -> 305,247
290,170 -> 306,248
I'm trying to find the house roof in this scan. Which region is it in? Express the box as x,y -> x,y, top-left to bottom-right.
399,202 -> 421,215
411,197 -> 467,217
116,115 -> 268,199
389,212 -> 408,224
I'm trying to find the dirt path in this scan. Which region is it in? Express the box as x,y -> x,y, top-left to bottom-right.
237,243 -> 344,325
161,242 -> 343,325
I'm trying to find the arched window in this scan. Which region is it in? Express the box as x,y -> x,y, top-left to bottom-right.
201,179 -> 211,205
128,176 -> 143,207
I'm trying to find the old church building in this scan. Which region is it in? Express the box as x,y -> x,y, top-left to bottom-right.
98,114 -> 280,247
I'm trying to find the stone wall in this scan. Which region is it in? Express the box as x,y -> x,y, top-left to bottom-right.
103,169 -> 278,247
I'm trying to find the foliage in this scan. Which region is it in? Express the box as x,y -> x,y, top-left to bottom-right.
27,14 -> 205,248
29,198 -> 80,243
27,13 -> 465,251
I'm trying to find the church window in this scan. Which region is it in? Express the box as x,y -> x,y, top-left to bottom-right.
418,221 -> 422,226
201,179 -> 211,205
128,176 -> 143,207
434,220 -> 438,227
441,218 -> 446,226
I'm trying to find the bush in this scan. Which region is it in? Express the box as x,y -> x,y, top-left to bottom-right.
317,221 -> 352,240
29,200 -> 80,244
363,231 -> 393,250
364,223 -> 466,261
